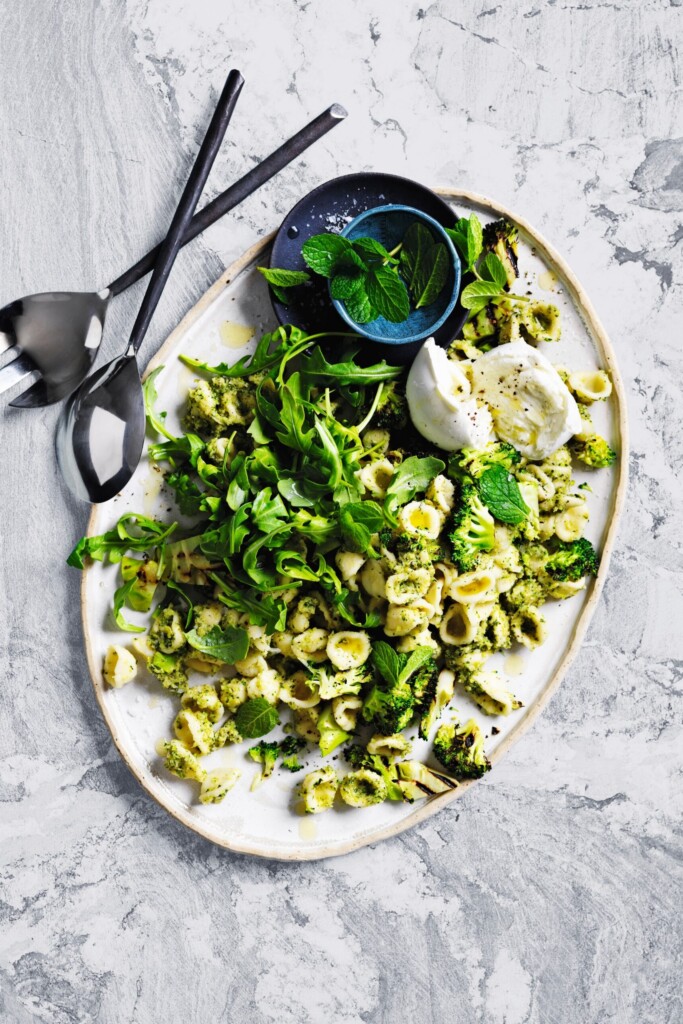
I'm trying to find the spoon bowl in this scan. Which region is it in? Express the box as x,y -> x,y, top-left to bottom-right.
56,353 -> 145,503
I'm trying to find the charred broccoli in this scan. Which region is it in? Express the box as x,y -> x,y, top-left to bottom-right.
362,679 -> 415,734
483,218 -> 519,289
344,744 -> 403,801
248,740 -> 280,782
544,538 -> 599,582
280,735 -> 306,772
433,718 -> 491,780
456,442 -> 521,479
571,434 -> 617,469
447,476 -> 495,572
372,380 -> 408,431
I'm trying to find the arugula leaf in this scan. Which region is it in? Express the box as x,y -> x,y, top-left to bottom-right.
299,347 -> 402,388
67,514 -> 177,569
112,578 -> 145,633
338,501 -> 384,553
383,455 -> 445,524
333,590 -> 382,629
447,215 -> 483,273
251,488 -> 288,534
242,526 -> 291,587
179,325 -> 311,379
210,574 -> 288,632
274,550 -> 320,582
143,367 -> 175,441
302,233 -> 354,277
166,470 -> 203,516
165,580 -> 194,629
366,266 -> 411,323
478,465 -> 530,525
185,624 -> 250,663
277,477 -> 315,508
247,415 -> 271,445
258,267 -> 310,288
148,432 -> 205,466
235,698 -> 279,739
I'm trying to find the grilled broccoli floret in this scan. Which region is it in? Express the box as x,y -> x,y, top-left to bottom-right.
279,735 -> 306,772
483,218 -> 519,289
317,704 -> 352,757
362,679 -> 415,734
344,744 -> 403,800
502,576 -> 547,613
447,476 -> 495,572
571,434 -> 617,469
249,740 -> 280,785
544,538 -> 599,582
372,380 -> 408,431
433,719 -> 491,780
457,442 -> 521,479
411,657 -> 439,711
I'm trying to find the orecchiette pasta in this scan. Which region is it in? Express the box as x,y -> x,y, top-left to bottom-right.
568,369 -> 612,403
439,602 -> 480,645
332,695 -> 363,731
358,458 -> 394,497
326,631 -> 371,670
103,645 -> 137,688
398,500 -> 443,539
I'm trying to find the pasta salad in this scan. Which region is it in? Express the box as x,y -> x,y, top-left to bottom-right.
70,217 -> 616,814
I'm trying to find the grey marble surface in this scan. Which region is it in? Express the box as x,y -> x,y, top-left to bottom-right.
1,1 -> 681,1021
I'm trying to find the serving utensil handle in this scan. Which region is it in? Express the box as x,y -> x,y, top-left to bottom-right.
126,69 -> 244,353
109,103 -> 347,298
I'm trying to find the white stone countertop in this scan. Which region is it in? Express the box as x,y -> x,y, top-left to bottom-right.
1,2 -> 681,1022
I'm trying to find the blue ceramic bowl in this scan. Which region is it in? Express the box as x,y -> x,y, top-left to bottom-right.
330,204 -> 461,345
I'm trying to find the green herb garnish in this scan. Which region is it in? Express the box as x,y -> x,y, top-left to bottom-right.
478,464 -> 530,525
235,698 -> 280,739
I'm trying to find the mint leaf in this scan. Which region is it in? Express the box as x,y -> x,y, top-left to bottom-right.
447,215 -> 483,273
413,243 -> 449,308
343,288 -> 377,324
330,270 -> 364,300
479,252 -> 507,289
460,279 -> 501,312
185,624 -> 250,663
383,455 -> 445,523
235,698 -> 279,739
372,641 -> 402,687
366,266 -> 410,322
397,647 -> 434,686
258,267 -> 310,288
302,233 -> 354,277
478,465 -> 530,524
352,236 -> 391,262
399,222 -> 432,292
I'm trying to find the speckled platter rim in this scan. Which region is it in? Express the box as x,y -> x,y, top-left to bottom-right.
81,188 -> 629,861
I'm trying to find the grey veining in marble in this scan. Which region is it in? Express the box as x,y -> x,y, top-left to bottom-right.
1,1 -> 681,1022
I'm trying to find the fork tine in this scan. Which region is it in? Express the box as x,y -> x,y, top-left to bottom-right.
8,376 -> 56,408
0,352 -> 37,396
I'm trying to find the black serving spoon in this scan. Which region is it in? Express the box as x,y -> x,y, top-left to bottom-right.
56,69 -> 244,503
1,103 -> 347,407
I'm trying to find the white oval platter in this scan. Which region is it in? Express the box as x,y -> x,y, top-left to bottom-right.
82,189 -> 628,861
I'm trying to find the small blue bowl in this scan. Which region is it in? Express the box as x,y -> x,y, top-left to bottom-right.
330,204 -> 461,345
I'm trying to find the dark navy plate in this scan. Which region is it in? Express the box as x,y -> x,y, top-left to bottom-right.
269,172 -> 470,364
